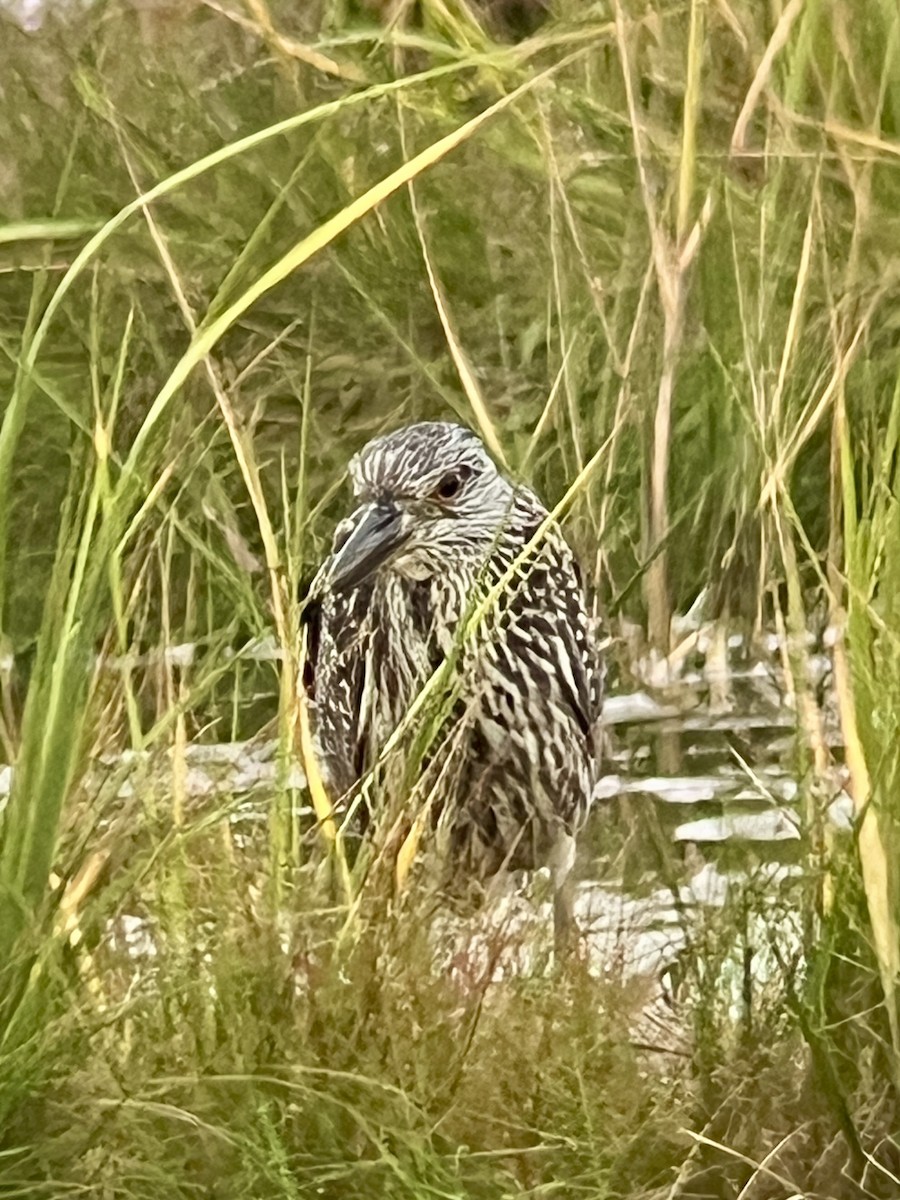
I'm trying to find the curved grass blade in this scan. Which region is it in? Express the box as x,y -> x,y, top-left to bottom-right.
113,55 -> 577,499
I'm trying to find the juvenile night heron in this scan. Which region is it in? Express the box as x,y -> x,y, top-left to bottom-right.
301,422 -> 603,942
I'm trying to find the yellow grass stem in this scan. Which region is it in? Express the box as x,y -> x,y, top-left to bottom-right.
405,181 -> 507,468
771,204 -> 815,435
835,385 -> 900,1086
219,0 -> 366,82
730,0 -> 806,157
832,627 -> 900,1071
759,303 -> 876,510
395,812 -> 427,893
0,219 -> 102,244
16,59 -> 491,384
116,56 -> 577,493
296,649 -> 353,905
676,0 -> 705,246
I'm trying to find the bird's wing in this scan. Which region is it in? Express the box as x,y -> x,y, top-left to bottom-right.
572,558 -> 606,734
499,528 -> 603,747
300,575 -> 374,798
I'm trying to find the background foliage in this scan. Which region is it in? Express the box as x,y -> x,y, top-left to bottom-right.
1,0 -> 900,1195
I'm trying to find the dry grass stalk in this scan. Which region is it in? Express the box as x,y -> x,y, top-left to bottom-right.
614,0 -> 713,654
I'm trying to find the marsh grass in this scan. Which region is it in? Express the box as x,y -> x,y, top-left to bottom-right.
2,0 -> 900,1193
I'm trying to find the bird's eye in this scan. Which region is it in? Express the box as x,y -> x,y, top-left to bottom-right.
435,473 -> 461,500
433,465 -> 473,502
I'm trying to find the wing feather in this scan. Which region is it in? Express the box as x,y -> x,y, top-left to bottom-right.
300,574 -> 373,798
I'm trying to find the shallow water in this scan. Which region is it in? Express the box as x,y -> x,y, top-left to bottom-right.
5,623 -> 846,1042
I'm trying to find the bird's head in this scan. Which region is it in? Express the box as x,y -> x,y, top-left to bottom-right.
323,422 -> 522,592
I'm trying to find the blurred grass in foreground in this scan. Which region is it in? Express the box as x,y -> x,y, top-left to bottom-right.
1,0 -> 900,1194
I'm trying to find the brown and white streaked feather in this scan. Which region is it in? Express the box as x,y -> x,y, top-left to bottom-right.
300,422 -> 603,890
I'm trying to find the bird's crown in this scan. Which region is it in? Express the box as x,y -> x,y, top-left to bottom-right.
350,422 -> 497,504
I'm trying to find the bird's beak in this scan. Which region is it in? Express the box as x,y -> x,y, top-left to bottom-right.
327,501 -> 411,592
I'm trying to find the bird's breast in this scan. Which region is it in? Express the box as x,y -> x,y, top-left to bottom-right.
366,574 -> 452,741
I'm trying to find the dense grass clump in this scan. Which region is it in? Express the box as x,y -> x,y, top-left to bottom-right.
1,0 -> 900,1194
